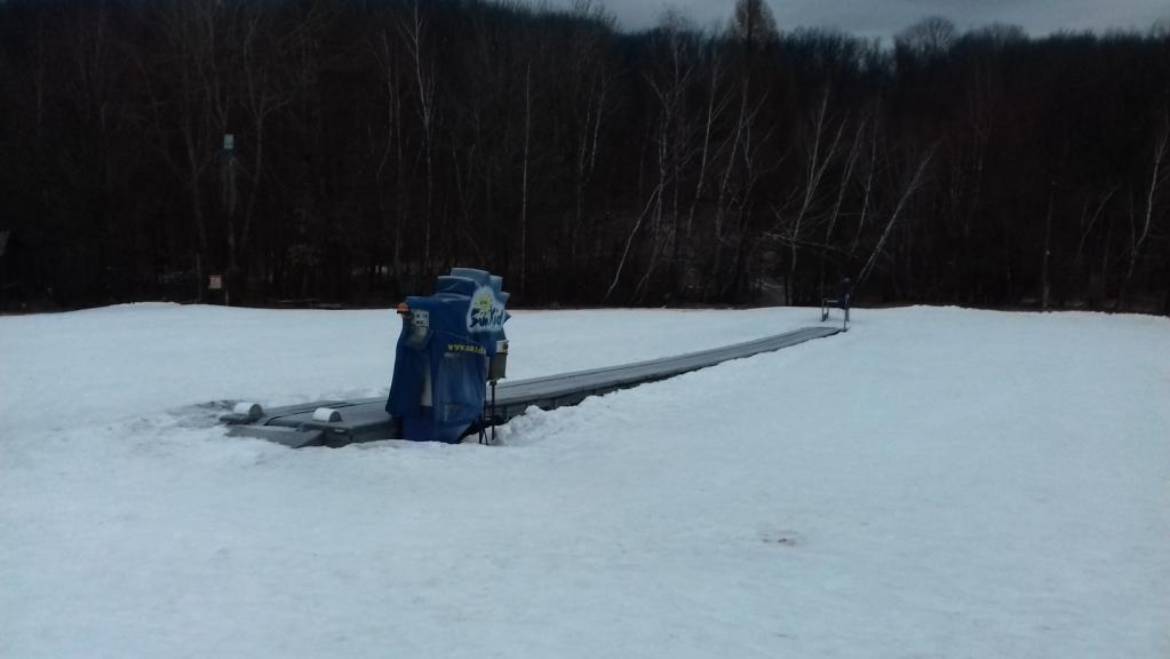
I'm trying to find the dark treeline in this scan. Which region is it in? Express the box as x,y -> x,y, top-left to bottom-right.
1,0 -> 1168,312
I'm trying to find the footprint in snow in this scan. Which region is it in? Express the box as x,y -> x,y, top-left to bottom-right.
760,529 -> 803,547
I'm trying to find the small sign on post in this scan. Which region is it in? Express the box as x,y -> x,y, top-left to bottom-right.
209,274 -> 223,291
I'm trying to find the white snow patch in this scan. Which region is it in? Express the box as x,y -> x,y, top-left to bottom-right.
2,304 -> 1168,658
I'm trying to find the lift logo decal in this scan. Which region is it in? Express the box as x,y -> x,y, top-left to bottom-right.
467,286 -> 506,333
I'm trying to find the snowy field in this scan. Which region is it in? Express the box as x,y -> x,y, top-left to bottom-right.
1,303 -> 1168,658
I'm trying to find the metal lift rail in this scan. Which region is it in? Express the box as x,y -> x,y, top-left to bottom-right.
222,325 -> 841,448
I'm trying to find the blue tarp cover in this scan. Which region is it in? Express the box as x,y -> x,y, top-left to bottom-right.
386,269 -> 508,442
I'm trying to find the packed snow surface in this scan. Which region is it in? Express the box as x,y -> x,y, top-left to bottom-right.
1,304 -> 1168,658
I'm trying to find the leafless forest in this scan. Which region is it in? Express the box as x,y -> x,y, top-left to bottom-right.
1,0 -> 1167,312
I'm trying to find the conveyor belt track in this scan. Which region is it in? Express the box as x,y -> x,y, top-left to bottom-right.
223,325 -> 840,448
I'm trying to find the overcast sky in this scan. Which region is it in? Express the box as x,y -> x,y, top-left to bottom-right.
543,0 -> 1170,38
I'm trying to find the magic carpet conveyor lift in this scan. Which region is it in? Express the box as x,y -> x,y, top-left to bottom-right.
221,268 -> 844,448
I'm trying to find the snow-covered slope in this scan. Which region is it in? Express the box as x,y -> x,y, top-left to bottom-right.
2,305 -> 1167,658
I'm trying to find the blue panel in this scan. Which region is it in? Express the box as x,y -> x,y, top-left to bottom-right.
386,268 -> 509,442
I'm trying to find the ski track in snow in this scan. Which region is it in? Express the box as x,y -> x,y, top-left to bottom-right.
1,304 -> 1168,658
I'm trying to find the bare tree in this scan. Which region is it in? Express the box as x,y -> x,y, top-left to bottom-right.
818,112 -> 867,295
228,4 -> 310,303
604,184 -> 664,302
520,62 -> 532,294
730,0 -> 779,52
773,87 -> 847,303
401,1 -> 435,272
896,16 -> 958,57
150,0 -> 237,302
633,16 -> 697,300
858,146 -> 936,288
1119,119 -> 1169,307
850,110 -> 881,259
372,25 -> 407,280
685,43 -> 729,239
566,3 -> 615,265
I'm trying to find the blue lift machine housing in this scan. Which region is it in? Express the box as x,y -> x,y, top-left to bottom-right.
385,268 -> 510,442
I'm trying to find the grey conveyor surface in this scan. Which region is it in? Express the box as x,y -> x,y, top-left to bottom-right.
223,324 -> 841,448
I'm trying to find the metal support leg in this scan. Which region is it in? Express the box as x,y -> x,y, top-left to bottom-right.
478,399 -> 487,444
490,380 -> 498,445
